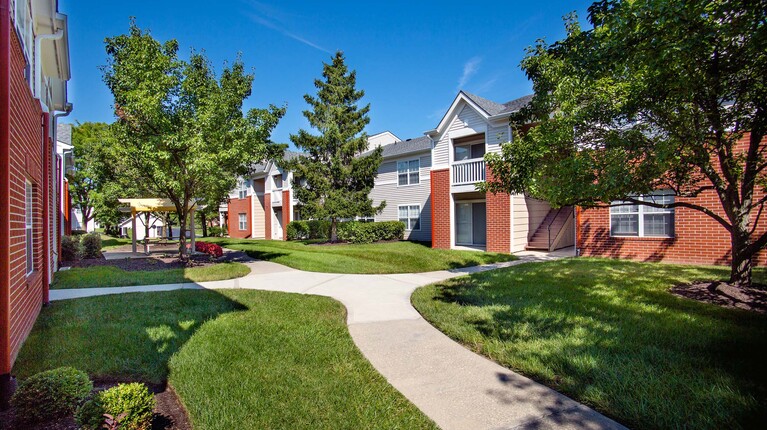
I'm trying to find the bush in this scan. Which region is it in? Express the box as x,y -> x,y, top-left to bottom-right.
208,226 -> 224,237
286,220 -> 330,240
76,383 -> 156,430
337,221 -> 405,244
195,241 -> 224,258
61,235 -> 81,261
11,367 -> 92,424
80,232 -> 102,259
71,229 -> 87,236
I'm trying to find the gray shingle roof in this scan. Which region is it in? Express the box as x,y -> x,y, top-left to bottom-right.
462,91 -> 533,116
377,136 -> 432,159
251,149 -> 304,173
57,123 -> 72,145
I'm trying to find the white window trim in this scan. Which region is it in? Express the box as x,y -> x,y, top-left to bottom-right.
609,192 -> 675,238
397,159 -> 420,187
238,180 -> 248,199
238,213 -> 247,231
25,180 -> 33,275
398,204 -> 421,231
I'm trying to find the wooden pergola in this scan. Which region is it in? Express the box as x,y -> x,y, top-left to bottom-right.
118,198 -> 197,254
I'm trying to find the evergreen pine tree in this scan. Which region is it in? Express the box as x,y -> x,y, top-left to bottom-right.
287,51 -> 384,242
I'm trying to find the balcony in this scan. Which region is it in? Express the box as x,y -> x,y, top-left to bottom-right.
271,190 -> 283,206
452,159 -> 485,185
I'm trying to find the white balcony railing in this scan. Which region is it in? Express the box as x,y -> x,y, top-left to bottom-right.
271,190 -> 283,206
452,159 -> 485,185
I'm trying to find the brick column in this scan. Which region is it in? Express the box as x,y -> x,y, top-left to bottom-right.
264,193 -> 272,240
282,190 -> 290,241
486,166 -> 511,253
431,169 -> 451,249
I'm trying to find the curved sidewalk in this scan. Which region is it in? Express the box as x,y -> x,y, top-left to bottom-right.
50,251 -> 626,430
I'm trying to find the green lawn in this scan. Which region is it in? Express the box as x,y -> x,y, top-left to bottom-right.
13,290 -> 436,429
200,238 -> 515,274
411,258 -> 767,429
51,263 -> 251,289
100,233 -> 133,250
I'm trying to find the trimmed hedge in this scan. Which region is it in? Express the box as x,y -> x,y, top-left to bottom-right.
80,232 -> 102,259
287,220 -> 405,244
76,383 -> 156,430
11,367 -> 92,425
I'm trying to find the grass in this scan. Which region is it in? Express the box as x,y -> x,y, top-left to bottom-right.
200,238 -> 515,274
411,258 -> 767,429
51,263 -> 251,289
99,234 -> 132,250
13,290 -> 437,429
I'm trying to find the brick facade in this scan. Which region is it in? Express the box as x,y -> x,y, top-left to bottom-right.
578,133 -> 767,266
486,166 -> 511,253
264,193 -> 272,240
1,26 -> 49,378
431,169 -> 451,249
282,190 -> 290,240
227,196 -> 252,239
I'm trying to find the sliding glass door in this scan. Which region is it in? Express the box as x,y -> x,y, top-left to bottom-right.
455,202 -> 486,246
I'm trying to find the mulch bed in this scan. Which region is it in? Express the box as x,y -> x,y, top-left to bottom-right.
671,281 -> 767,314
0,380 -> 191,430
65,250 -> 251,272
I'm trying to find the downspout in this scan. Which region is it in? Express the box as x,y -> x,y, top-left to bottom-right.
41,112 -> 50,305
1,0 -> 14,407
33,29 -> 63,100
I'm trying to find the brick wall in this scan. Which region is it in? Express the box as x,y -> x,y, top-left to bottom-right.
578,133 -> 767,266
282,190 -> 290,241
227,196 -> 251,239
486,166 -> 511,253
431,169 -> 451,249
3,28 -> 45,373
264,193 -> 272,240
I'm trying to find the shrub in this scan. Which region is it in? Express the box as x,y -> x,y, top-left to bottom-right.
208,226 -> 224,237
61,235 -> 81,261
338,221 -> 405,244
71,229 -> 87,236
11,367 -> 92,424
80,232 -> 102,259
286,220 -> 331,240
195,241 -> 224,258
76,383 -> 156,430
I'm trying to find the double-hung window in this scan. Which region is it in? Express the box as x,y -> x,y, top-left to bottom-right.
25,180 -> 33,275
238,180 -> 248,199
610,191 -> 674,237
397,160 -> 420,186
238,213 -> 247,231
398,205 -> 421,231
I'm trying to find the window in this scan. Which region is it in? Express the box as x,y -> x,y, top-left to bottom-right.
238,180 -> 248,199
273,174 -> 283,189
398,205 -> 421,231
12,0 -> 33,87
397,159 -> 420,186
610,191 -> 674,237
25,180 -> 33,275
238,213 -> 247,231
454,142 -> 485,161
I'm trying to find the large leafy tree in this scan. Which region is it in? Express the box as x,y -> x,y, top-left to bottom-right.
67,122 -> 111,231
485,0 -> 767,287
286,52 -> 384,241
102,20 -> 284,257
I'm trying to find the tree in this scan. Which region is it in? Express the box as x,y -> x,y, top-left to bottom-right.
102,20 -> 284,258
67,122 -> 111,231
484,0 -> 767,287
286,52 -> 384,242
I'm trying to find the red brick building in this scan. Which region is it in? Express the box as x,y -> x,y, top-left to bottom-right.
1,0 -> 71,402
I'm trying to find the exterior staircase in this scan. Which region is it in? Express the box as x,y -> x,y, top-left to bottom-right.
526,207 -> 573,251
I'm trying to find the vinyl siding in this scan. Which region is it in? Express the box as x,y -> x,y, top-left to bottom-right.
434,103 -> 487,168
486,124 -> 509,155
371,152 -> 432,242
251,178 -> 266,239
512,195 -> 551,252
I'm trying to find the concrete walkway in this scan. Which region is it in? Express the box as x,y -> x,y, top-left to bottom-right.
50,249 -> 626,430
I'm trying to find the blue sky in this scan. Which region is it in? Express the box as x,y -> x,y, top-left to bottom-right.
59,0 -> 593,145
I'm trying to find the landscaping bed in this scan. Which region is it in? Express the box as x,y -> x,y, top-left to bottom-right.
200,238 -> 515,274
412,258 -> 767,429
12,290 -> 437,429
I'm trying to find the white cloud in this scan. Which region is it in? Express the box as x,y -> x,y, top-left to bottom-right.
243,1 -> 331,54
457,57 -> 482,91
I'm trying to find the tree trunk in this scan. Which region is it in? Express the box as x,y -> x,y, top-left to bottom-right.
330,218 -> 338,243
730,227 -> 753,287
143,212 -> 151,254
201,212 -> 208,237
178,210 -> 188,260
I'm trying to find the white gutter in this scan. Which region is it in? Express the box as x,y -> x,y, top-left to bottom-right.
34,28 -> 64,100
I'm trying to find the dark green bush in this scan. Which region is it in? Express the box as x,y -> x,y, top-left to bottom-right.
80,232 -> 102,259
71,229 -> 87,236
61,235 -> 81,261
286,220 -> 331,240
208,226 -> 224,237
76,382 -> 156,430
11,367 -> 92,424
338,221 -> 405,244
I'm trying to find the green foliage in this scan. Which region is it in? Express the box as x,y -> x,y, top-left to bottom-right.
80,232 -> 103,259
101,20 -> 284,257
208,226 -> 224,237
61,235 -> 80,262
286,220 -> 331,240
285,52 -> 384,241
485,0 -> 767,285
11,367 -> 92,425
76,383 -> 155,430
337,221 -> 405,244
68,122 -> 113,231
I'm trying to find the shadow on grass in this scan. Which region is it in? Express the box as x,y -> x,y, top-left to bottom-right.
244,250 -> 289,261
